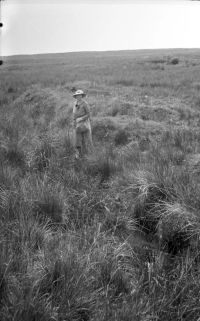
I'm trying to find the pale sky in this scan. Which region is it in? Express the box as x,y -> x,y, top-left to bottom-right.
1,0 -> 200,56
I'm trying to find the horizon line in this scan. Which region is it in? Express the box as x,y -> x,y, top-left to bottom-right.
2,47 -> 200,59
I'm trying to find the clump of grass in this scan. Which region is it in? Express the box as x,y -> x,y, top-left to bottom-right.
133,170 -> 169,236
92,118 -> 117,142
156,202 -> 198,255
127,140 -> 200,256
168,57 -> 179,65
28,137 -> 56,172
22,175 -> 64,224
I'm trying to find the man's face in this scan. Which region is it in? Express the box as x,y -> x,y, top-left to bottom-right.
76,94 -> 82,101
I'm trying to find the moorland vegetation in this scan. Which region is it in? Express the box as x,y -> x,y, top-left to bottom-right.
1,49 -> 200,320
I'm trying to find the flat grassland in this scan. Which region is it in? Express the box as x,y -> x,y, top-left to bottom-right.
1,49 -> 200,321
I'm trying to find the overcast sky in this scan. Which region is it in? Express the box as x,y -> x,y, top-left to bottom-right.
1,0 -> 200,56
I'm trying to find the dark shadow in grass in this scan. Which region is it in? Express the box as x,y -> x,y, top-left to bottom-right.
0,143 -> 26,173
114,129 -> 129,146
84,152 -> 120,185
163,231 -> 191,256
30,140 -> 56,172
5,147 -> 26,169
33,194 -> 63,224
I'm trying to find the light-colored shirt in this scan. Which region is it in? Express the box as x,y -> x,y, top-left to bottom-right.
73,100 -> 90,125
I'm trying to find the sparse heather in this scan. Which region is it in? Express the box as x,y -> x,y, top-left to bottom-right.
1,49 -> 200,321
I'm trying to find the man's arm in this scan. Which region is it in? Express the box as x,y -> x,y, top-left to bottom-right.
82,102 -> 90,121
72,104 -> 76,128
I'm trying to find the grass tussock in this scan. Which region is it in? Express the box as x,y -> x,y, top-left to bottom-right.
27,137 -> 56,172
21,174 -> 65,224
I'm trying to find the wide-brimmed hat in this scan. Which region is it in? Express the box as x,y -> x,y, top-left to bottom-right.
73,89 -> 86,97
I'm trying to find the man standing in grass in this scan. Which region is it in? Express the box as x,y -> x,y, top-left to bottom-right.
72,89 -> 93,159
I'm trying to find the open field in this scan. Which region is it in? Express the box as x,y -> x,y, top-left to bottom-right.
1,48 -> 200,320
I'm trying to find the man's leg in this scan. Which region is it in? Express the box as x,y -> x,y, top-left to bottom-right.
84,129 -> 93,154
82,132 -> 87,155
75,129 -> 82,158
